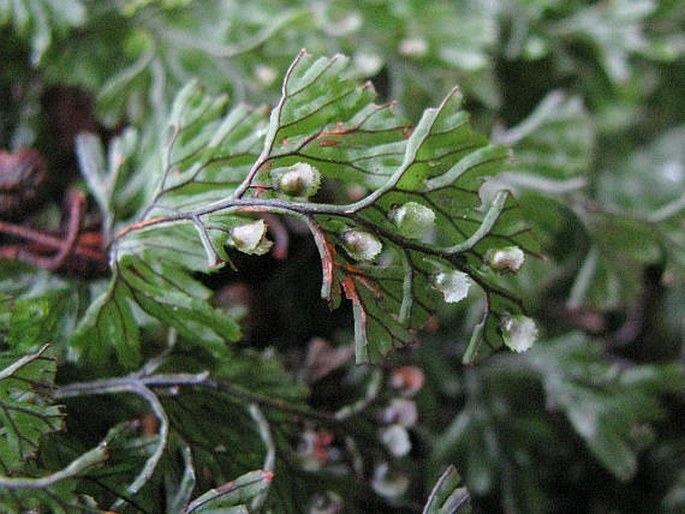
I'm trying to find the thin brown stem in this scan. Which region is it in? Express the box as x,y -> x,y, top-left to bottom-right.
30,190 -> 86,270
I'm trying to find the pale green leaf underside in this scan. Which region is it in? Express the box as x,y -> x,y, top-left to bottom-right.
73,52 -> 537,366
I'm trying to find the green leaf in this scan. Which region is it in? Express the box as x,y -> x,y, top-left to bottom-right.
567,216 -> 663,311
0,0 -> 86,63
292,71 -> 538,363
72,78 -> 271,365
526,334 -> 684,481
70,277 -> 141,366
142,80 -> 268,214
596,125 -> 685,278
553,0 -> 657,84
566,124 -> 685,311
80,3 -> 313,124
71,222 -> 241,366
78,52 -> 536,366
495,91 -> 595,182
335,2 -> 501,112
76,128 -> 139,237
241,51 -> 410,192
423,465 -> 471,514
0,345 -> 63,474
432,331 -> 684,509
0,481 -> 82,514
433,373 -> 553,513
185,469 -> 273,513
0,272 -> 97,367
6,289 -> 82,353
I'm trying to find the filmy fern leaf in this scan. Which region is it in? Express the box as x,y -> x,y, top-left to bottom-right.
72,51 -> 537,366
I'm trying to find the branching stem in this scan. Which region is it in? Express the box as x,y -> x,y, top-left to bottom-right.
56,371 -> 342,427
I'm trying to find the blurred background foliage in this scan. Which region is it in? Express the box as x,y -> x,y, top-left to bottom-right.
1,0 -> 685,512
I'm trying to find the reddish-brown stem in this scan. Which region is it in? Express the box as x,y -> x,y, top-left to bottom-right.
0,240 -> 106,266
0,220 -> 64,248
29,189 -> 85,270
115,216 -> 166,239
0,189 -> 108,273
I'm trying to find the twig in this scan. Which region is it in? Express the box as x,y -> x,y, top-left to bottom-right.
53,363 -> 383,507
109,384 -> 169,512
56,375 -> 172,511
